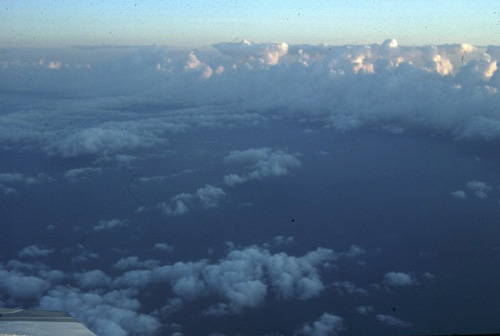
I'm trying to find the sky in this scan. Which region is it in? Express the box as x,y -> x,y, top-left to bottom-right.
1,2 -> 500,336
1,0 -> 500,47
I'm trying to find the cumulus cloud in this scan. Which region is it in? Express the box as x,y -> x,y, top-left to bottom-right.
356,305 -> 373,315
2,39 -> 500,161
48,127 -> 161,158
0,271 -> 49,301
162,185 -> 226,216
93,219 -> 127,231
331,281 -> 368,296
0,173 -> 51,194
383,271 -> 417,287
113,256 -> 160,270
376,314 -> 412,328
300,312 -> 344,336
196,184 -> 226,208
273,235 -> 295,246
466,180 -> 492,191
163,193 -> 194,216
64,167 -> 102,182
148,244 -> 360,314
214,40 -> 289,65
223,148 -> 301,186
153,242 -> 174,253
75,269 -> 113,289
18,245 -> 54,258
421,272 -> 435,280
1,241 -> 365,333
466,180 -> 492,199
38,287 -> 161,336
451,190 -> 466,199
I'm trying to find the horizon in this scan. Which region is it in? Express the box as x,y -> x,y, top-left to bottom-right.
1,1 -> 499,48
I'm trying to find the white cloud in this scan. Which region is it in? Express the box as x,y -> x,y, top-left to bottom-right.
300,312 -> 344,336
75,269 -> 113,289
376,314 -> 412,328
223,148 -> 301,186
0,272 -> 49,300
466,180 -> 492,199
340,245 -> 366,258
93,219 -> 127,231
163,193 -> 194,216
421,272 -> 435,280
474,190 -> 488,199
466,180 -> 492,191
273,235 -> 295,246
113,256 -> 160,270
331,281 -> 368,296
153,243 -> 174,253
196,184 -> 226,208
214,40 -> 289,65
114,270 -> 153,288
3,41 -> 500,161
48,127 -> 161,158
162,185 -> 226,216
356,305 -> 373,315
383,271 -> 416,287
0,173 -> 51,194
64,167 -> 102,182
149,244 -> 360,314
38,287 -> 161,336
451,190 -> 466,199
18,245 -> 54,258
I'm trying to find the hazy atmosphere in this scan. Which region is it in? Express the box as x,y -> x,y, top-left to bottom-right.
1,1 -> 500,336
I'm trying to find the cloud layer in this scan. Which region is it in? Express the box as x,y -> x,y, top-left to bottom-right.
1,39 -> 500,161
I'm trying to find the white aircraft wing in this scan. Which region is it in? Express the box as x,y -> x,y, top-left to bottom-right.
0,308 -> 96,336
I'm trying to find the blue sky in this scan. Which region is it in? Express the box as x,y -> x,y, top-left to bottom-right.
1,0 -> 499,47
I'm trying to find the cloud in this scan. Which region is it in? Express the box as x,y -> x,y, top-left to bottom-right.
421,272 -> 435,280
93,219 -> 127,231
18,245 -> 54,258
356,305 -> 373,315
466,180 -> 492,199
114,270 -> 153,288
466,180 -> 492,191
162,185 -> 226,216
48,127 -> 161,158
223,148 -> 301,186
0,241 -> 365,333
75,269 -> 113,289
376,314 -> 412,328
2,40 -> 500,163
0,271 -> 50,301
450,190 -> 466,199
64,167 -> 102,182
38,287 -> 161,336
0,173 -> 51,195
273,235 -> 295,246
113,256 -> 160,271
214,40 -> 289,65
300,312 -> 344,336
383,271 -> 417,287
196,184 -> 226,208
163,193 -> 194,216
331,281 -> 368,296
149,244 -> 360,314
153,243 -> 174,253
